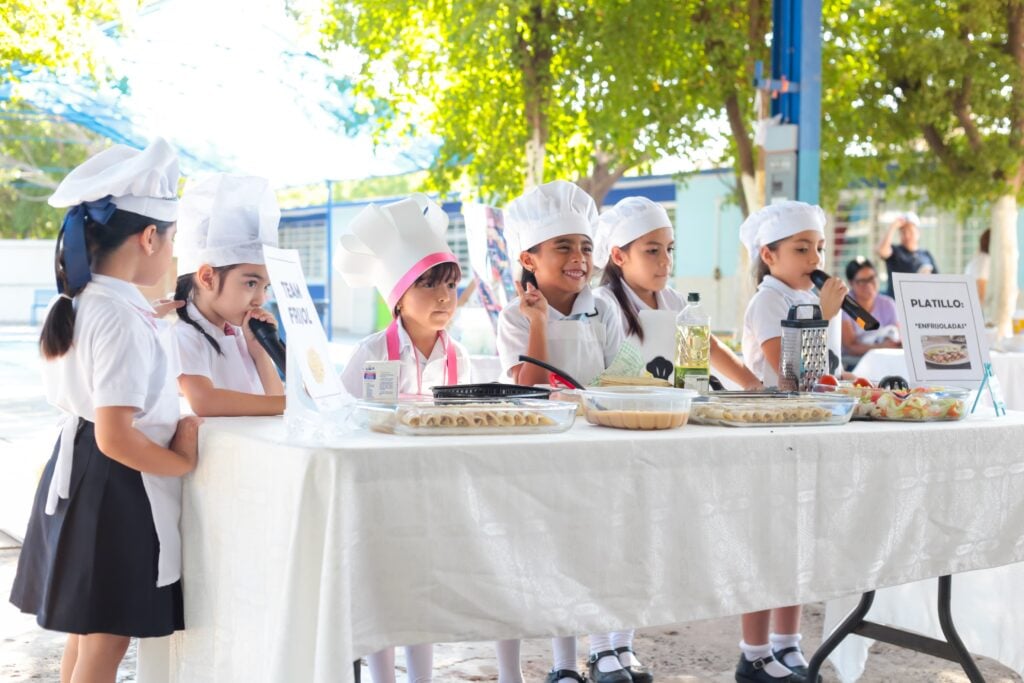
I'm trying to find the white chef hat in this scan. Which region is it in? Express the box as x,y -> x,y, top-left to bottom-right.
739,200 -> 827,260
334,194 -> 459,309
48,137 -> 180,221
594,196 -> 672,268
175,174 -> 280,274
900,211 -> 921,227
504,180 -> 598,255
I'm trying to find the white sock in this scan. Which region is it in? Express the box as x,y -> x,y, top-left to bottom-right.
610,630 -> 640,668
552,635 -> 578,677
495,639 -> 524,683
403,643 -> 433,683
739,640 -> 792,679
588,633 -> 624,673
770,633 -> 807,669
368,648 -> 397,683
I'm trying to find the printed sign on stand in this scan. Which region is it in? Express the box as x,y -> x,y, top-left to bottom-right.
263,246 -> 351,428
892,273 -> 1005,413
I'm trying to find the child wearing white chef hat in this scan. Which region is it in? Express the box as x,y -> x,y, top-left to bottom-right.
735,200 -> 846,683
335,194 -> 470,683
172,173 -> 285,416
593,195 -> 762,391
11,139 -> 201,681
495,180 -> 632,683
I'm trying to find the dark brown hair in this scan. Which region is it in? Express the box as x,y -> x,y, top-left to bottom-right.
393,261 -> 462,318
599,241 -> 645,342
752,238 -> 785,285
40,210 -> 174,359
979,229 -> 990,255
173,265 -> 240,354
519,245 -> 541,289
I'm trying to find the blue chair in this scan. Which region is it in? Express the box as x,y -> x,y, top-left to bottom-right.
30,289 -> 57,325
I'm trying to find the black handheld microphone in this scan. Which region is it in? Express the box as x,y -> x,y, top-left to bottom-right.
248,318 -> 287,377
810,269 -> 880,330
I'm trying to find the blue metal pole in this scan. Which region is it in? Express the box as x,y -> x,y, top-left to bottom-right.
797,0 -> 822,204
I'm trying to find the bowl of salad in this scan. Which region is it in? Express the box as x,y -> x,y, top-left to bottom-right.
814,375 -> 968,421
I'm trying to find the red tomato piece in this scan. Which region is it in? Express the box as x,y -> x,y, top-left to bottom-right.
818,374 -> 839,386
853,377 -> 873,388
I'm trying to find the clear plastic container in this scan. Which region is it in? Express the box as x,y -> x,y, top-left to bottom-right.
689,393 -> 856,427
815,384 -> 969,421
580,387 -> 698,430
352,398 -> 577,435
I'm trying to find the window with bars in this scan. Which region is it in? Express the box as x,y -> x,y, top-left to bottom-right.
279,219 -> 327,283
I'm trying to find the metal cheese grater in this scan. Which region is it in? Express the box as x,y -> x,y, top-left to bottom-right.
779,304 -> 828,392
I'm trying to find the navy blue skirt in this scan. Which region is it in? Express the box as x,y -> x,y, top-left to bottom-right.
9,420 -> 183,637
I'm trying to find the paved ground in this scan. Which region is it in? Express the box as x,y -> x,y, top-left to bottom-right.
0,325 -> 1019,682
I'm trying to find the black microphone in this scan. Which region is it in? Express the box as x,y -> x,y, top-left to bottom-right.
810,269 -> 880,330
248,318 -> 287,377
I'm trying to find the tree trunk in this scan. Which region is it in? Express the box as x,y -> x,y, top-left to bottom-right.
989,194 -> 1019,338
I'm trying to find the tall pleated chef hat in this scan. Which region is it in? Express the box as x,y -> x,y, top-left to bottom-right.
503,180 -> 598,256
48,137 -> 180,293
739,199 -> 826,261
593,196 -> 673,269
334,194 -> 460,308
175,173 -> 280,274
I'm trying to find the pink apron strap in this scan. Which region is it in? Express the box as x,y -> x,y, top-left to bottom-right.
385,319 -> 401,361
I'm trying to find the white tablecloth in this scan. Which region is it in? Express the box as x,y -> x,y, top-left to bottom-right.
139,413 -> 1024,683
853,348 -> 1024,410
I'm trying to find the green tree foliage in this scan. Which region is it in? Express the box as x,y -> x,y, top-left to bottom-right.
320,0 -> 709,205
0,0 -> 123,238
821,0 -> 1024,332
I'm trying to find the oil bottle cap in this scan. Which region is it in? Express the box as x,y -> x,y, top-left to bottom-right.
687,292 -> 700,303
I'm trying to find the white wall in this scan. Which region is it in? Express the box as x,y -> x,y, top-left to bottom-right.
0,240 -> 57,324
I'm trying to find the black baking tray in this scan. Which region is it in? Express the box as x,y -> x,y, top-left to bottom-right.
431,383 -> 552,401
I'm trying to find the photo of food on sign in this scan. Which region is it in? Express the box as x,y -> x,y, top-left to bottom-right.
921,334 -> 971,370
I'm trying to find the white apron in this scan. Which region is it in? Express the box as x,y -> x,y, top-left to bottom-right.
546,318 -> 607,386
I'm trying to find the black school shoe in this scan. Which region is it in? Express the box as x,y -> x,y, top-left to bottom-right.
587,651 -> 633,683
772,647 -> 821,683
545,669 -> 587,683
735,654 -> 806,683
612,646 -> 653,683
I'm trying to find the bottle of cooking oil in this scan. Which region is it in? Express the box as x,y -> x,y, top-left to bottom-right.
675,292 -> 710,393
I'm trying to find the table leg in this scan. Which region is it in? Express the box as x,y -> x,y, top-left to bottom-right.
805,590 -> 875,681
807,575 -> 986,682
937,575 -> 985,683
353,659 -> 361,683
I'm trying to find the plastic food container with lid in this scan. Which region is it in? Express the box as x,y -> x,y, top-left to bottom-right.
815,383 -> 969,421
353,398 -> 576,435
580,386 -> 698,430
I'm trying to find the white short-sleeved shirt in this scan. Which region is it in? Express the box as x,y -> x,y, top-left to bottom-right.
593,283 -> 685,342
742,275 -> 842,387
965,252 -> 990,281
43,273 -> 182,586
496,286 -> 624,382
340,318 -> 472,397
174,302 -> 264,394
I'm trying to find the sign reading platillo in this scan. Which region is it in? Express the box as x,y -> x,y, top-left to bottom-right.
262,245 -> 348,410
891,273 -> 989,385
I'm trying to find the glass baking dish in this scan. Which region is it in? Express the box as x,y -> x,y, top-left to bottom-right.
689,393 -> 856,427
815,384 -> 969,421
580,387 -> 698,430
352,398 -> 577,435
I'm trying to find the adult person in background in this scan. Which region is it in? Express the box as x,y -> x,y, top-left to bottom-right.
875,211 -> 939,295
965,229 -> 990,305
841,258 -> 901,367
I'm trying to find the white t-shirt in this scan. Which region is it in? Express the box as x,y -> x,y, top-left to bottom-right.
742,275 -> 842,387
340,318 -> 472,397
174,302 -> 264,394
593,283 -> 685,342
43,273 -> 182,586
496,286 -> 624,382
965,252 -> 990,281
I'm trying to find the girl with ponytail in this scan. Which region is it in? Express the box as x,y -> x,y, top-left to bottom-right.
593,196 -> 762,391
10,139 -> 201,682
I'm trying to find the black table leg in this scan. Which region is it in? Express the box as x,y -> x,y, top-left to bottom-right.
805,590 -> 875,681
806,575 -> 986,682
353,658 -> 361,682
937,575 -> 985,683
